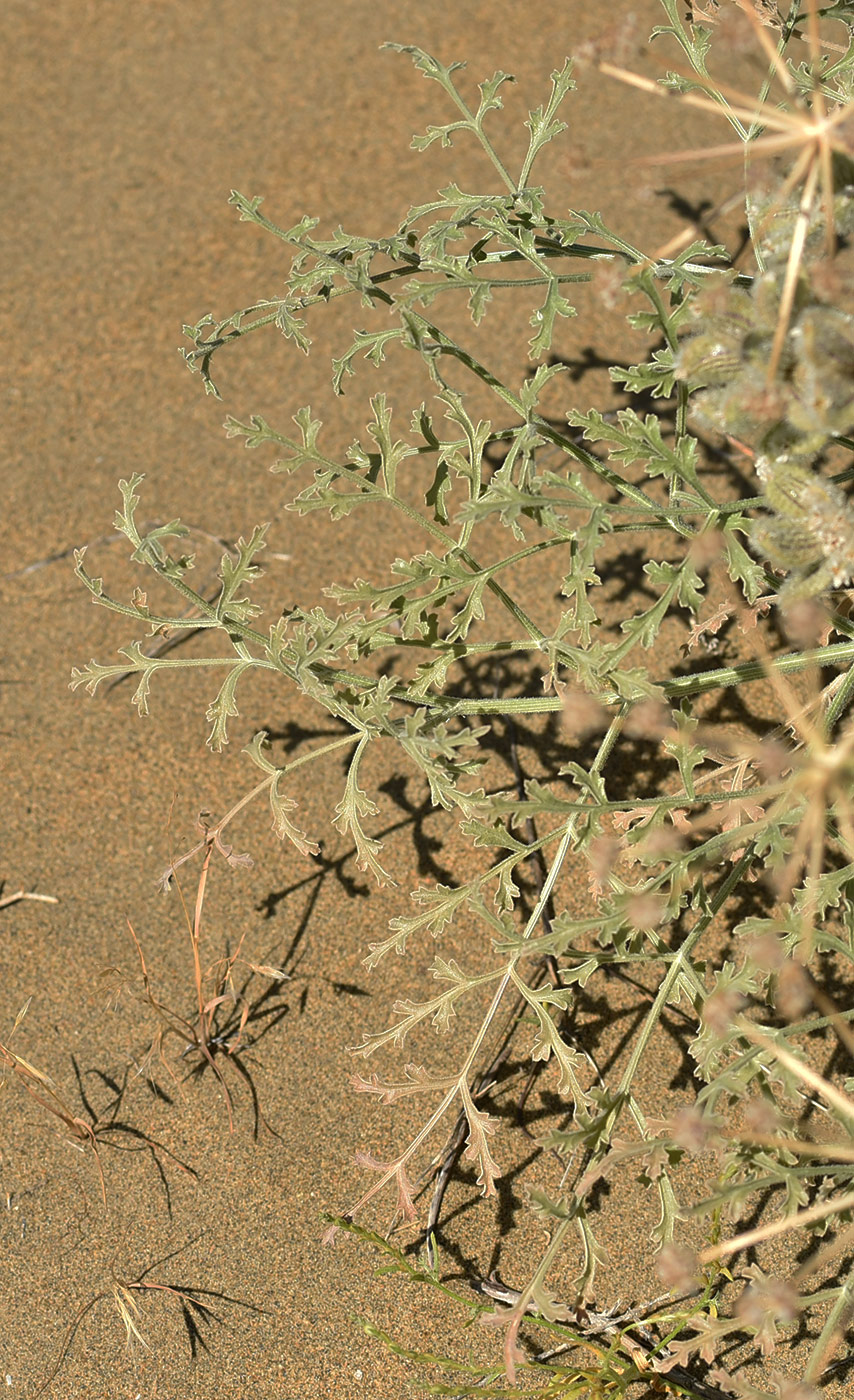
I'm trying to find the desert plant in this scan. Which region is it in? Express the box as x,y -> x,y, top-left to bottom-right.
72,1 -> 854,1395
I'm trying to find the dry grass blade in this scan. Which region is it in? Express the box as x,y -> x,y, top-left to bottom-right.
113,1284 -> 149,1348
0,1001 -> 107,1204
117,806 -> 289,1133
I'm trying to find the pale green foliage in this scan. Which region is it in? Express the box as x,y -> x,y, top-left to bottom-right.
74,3 -> 854,1396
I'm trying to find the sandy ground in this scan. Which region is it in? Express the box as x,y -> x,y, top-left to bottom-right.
3,3 -> 850,1397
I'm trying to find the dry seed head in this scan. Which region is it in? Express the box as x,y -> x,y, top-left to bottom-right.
623,698 -> 673,741
670,1104 -> 719,1154
590,256 -> 631,312
745,930 -> 786,973
753,458 -> 854,599
780,597 -> 830,648
753,736 -> 792,782
775,959 -> 813,1020
656,1242 -> 700,1291
573,12 -> 640,69
677,331 -> 744,389
688,274 -> 752,326
562,688 -> 609,741
688,528 -> 725,573
586,834 -> 623,897
681,260 -> 854,460
723,377 -> 789,447
703,985 -> 747,1034
743,1095 -> 786,1135
735,1271 -> 801,1328
625,891 -> 667,931
634,823 -> 686,864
